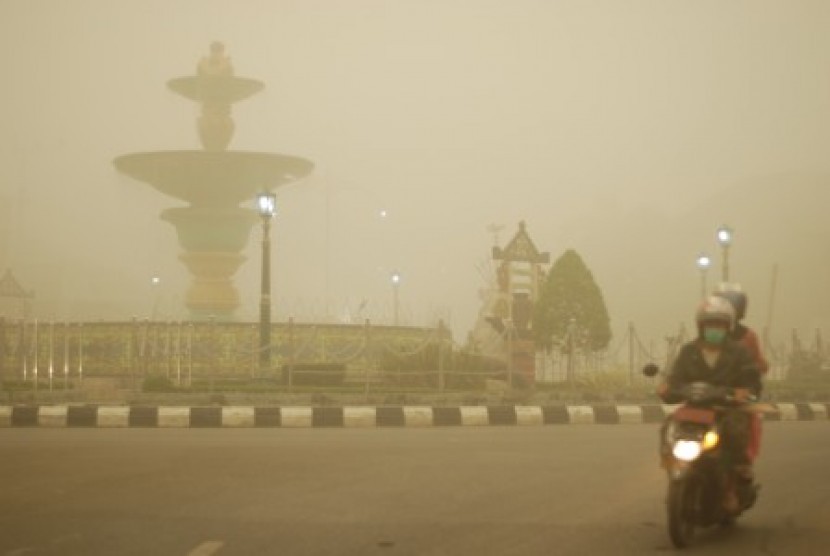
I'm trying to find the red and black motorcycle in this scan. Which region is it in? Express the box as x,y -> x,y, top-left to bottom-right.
644,364 -> 763,548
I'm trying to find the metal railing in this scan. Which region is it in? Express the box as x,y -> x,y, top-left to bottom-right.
1,317 -> 823,398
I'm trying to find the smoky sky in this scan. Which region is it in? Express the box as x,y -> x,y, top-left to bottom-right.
1,0 -> 829,349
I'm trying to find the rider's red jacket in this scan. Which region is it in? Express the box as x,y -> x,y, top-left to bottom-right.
732,324 -> 769,375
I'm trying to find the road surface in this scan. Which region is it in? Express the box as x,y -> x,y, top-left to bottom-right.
0,422 -> 828,555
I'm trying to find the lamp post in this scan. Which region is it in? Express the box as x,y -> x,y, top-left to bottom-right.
390,270 -> 401,326
696,253 -> 712,299
257,191 -> 276,371
716,225 -> 733,282
150,276 -> 161,320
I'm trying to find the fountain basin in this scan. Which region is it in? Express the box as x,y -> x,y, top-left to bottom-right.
168,76 -> 264,104
113,150 -> 314,206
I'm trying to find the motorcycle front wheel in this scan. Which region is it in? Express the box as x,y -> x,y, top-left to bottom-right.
667,477 -> 699,548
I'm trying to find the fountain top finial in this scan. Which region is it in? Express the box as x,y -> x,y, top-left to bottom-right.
198,41 -> 234,77
168,42 -> 262,104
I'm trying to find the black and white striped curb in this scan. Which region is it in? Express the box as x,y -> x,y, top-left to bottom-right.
0,403 -> 828,428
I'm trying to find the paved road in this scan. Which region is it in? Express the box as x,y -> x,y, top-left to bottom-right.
0,423 -> 828,555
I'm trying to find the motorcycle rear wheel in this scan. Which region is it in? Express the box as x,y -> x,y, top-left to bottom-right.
668,478 -> 698,548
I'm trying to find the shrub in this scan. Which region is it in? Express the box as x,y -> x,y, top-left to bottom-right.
142,375 -> 176,392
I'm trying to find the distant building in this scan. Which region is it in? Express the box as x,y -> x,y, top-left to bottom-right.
0,269 -> 33,320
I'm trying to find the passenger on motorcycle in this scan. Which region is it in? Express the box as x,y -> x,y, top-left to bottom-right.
656,296 -> 762,511
714,284 -> 768,464
714,284 -> 769,375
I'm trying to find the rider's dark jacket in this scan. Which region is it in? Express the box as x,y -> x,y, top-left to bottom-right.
660,338 -> 762,404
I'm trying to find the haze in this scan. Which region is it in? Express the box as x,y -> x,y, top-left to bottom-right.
1,0 -> 829,350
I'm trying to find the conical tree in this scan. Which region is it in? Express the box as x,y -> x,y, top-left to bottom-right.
533,249 -> 611,351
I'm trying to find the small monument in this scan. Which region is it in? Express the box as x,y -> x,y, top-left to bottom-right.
469,222 -> 549,383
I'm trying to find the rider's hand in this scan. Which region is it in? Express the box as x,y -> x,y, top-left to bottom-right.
733,388 -> 752,402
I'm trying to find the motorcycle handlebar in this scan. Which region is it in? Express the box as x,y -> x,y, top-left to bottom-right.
672,382 -> 756,405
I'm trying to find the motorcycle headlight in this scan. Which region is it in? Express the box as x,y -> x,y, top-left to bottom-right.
672,440 -> 703,462
702,430 -> 720,450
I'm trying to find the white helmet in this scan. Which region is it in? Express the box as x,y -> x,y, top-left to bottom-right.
695,295 -> 735,330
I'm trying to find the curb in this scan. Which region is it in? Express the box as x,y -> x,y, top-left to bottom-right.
1,403 -> 828,428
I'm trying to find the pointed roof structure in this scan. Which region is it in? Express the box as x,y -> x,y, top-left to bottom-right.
492,221 -> 550,264
0,269 -> 33,299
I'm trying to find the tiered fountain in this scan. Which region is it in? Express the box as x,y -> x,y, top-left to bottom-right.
114,42 -> 313,319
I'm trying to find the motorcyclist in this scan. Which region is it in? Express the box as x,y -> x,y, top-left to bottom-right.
714,284 -> 768,465
656,295 -> 762,512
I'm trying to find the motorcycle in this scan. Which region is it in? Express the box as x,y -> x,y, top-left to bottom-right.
643,363 -> 763,548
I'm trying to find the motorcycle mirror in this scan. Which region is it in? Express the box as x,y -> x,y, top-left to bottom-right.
642,363 -> 660,377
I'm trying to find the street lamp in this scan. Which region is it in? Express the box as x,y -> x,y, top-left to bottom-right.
390,270 -> 401,326
150,276 -> 161,320
696,253 -> 712,299
716,225 -> 733,282
257,191 -> 276,370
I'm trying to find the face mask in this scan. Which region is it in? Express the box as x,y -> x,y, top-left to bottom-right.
703,327 -> 727,344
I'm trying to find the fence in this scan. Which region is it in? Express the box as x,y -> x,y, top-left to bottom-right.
533,322 -> 828,385
0,317 -> 497,395
0,317 -> 824,396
